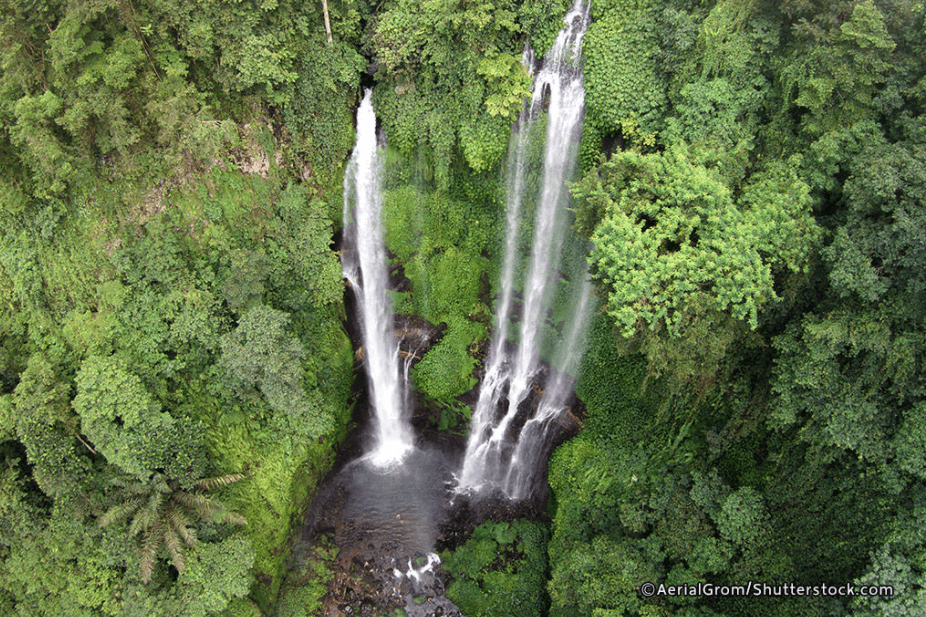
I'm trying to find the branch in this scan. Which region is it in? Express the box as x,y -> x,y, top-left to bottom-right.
75,433 -> 97,455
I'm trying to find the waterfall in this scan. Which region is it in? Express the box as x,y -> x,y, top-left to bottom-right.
342,89 -> 414,467
462,47 -> 536,467
502,277 -> 593,499
458,0 -> 592,496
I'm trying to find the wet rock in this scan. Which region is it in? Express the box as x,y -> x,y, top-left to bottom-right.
393,313 -> 444,358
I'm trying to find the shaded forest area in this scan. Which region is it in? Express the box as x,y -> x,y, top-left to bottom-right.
1,0 -> 924,615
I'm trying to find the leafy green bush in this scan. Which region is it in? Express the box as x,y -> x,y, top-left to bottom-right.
370,0 -> 536,180
411,317 -> 483,403
284,41 -> 365,188
443,520 -> 550,617
273,537 -> 338,617
571,146 -> 818,388
584,1 -> 666,140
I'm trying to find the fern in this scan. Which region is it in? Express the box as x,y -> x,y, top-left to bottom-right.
99,471 -> 247,583
164,524 -> 186,574
99,496 -> 145,527
195,473 -> 246,491
139,524 -> 160,584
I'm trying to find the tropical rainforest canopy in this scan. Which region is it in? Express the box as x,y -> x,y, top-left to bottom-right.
0,0 -> 924,615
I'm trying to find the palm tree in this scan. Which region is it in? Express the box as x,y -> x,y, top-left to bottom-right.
99,472 -> 247,583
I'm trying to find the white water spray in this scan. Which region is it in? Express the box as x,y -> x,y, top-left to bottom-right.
458,0 -> 592,495
343,89 -> 414,467
502,277 -> 593,498
464,48 -> 536,460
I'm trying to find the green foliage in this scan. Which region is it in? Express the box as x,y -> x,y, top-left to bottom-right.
697,0 -> 778,85
272,583 -> 329,617
0,0 -> 366,203
382,168 -> 496,404
443,520 -> 550,617
284,41 -> 364,187
772,299 -> 926,492
0,120 -> 353,612
576,147 -> 818,336
99,472 -> 248,584
273,536 -> 338,617
548,311 -> 788,616
584,0 -> 666,141
572,314 -> 653,440
2,0 -> 925,615
220,305 -> 332,440
714,487 -> 769,550
573,146 -> 818,388
381,184 -> 423,261
779,1 -> 896,138
407,247 -> 487,325
208,308 -> 352,611
74,355 -> 207,486
771,135 -> 926,492
520,0 -> 571,56
11,353 -> 94,503
114,534 -> 256,617
412,317 -> 482,403
0,491 -> 126,617
370,0 -> 542,179
851,492 -> 926,616
663,76 -> 763,183
825,139 -> 926,304
270,184 -> 344,310
549,534 -> 661,617
174,535 -> 255,616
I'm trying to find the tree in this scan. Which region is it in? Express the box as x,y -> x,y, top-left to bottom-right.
443,520 -> 550,617
269,184 -> 344,311
0,459 -> 127,616
73,356 -> 206,486
661,0 -> 780,184
321,0 -> 332,43
850,484 -> 926,616
99,472 -> 246,584
771,138 -> 926,491
852,543 -> 926,616
369,0 -> 545,179
549,534 -> 662,617
583,0 -> 667,142
779,1 -> 895,139
11,353 -> 95,503
220,305 -> 332,439
572,146 -> 818,386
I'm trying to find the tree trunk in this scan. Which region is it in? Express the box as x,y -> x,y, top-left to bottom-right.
321,0 -> 333,43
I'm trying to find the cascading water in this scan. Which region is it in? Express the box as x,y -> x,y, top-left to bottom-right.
502,277 -> 593,499
342,89 -> 414,467
458,0 -> 592,496
462,48 -> 536,466
305,9 -> 592,613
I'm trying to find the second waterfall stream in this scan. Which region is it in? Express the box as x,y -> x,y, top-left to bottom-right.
457,0 -> 594,499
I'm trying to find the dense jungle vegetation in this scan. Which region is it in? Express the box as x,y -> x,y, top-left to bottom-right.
1,0 -> 924,614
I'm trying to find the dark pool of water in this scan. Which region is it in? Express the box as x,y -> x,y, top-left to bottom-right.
300,445 -> 462,616
340,447 -> 454,558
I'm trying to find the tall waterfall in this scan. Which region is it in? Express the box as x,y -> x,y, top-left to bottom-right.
343,89 -> 414,467
458,0 -> 593,496
502,278 -> 593,499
